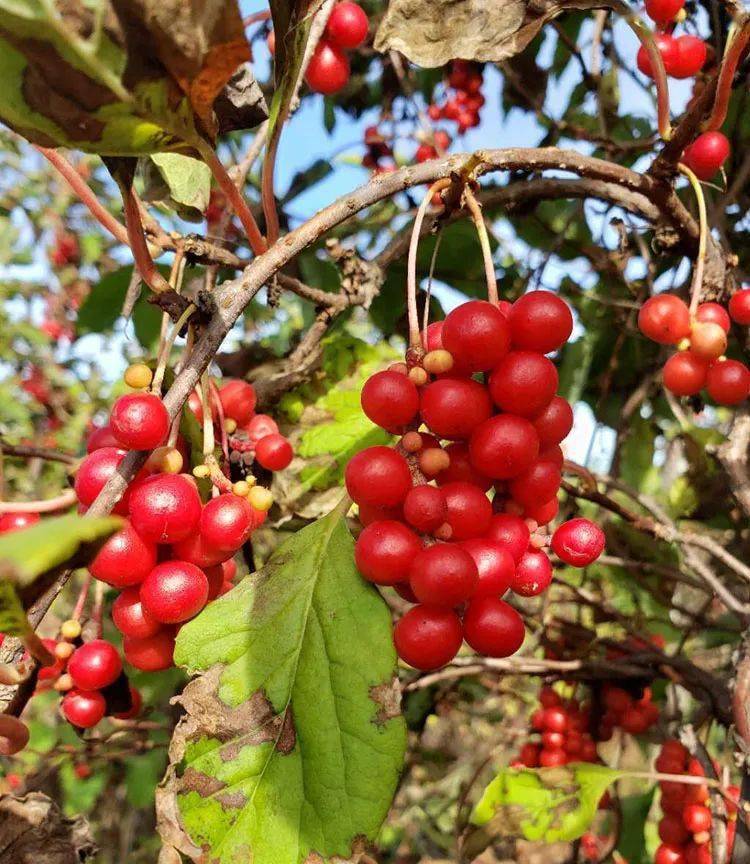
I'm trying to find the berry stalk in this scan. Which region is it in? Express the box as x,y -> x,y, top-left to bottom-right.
705,16 -> 750,133
677,163 -> 708,316
121,186 -> 171,293
627,15 -> 673,140
151,303 -> 197,396
463,186 -> 498,306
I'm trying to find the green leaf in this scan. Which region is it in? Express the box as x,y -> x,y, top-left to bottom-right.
616,790 -> 655,864
471,763 -> 622,843
0,581 -> 31,638
558,335 -> 596,404
126,750 -> 167,808
76,267 -> 134,334
59,760 -> 109,816
141,153 -> 212,221
160,503 -> 406,864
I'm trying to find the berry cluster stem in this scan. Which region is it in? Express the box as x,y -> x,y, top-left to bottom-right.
626,15 -> 672,141
706,15 -> 750,133
678,162 -> 708,317
121,186 -> 171,293
463,186 -> 498,306
151,303 -> 197,396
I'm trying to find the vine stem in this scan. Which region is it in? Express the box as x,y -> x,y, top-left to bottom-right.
705,16 -> 750,132
35,147 -> 131,246
626,15 -> 672,141
0,489 -> 77,514
122,186 -> 171,293
463,186 -> 498,305
407,178 -> 452,348
678,163 -> 708,316
151,303 -> 197,396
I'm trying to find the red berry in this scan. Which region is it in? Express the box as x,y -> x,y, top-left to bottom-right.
358,502 -> 403,526
533,396 -> 574,447
393,605 -> 463,669
325,1 -> 368,48
659,815 -> 691,846
683,131 -> 730,181
403,485 -> 447,533
89,521 -> 157,587
638,294 -> 691,345
200,494 -> 254,553
433,130 -> 451,151
509,291 -> 573,353
729,289 -> 750,325
86,424 -> 120,453
484,513 -> 530,562
420,378 -> 493,440
361,371 -> 419,431
685,845 -> 711,864
140,560 -> 209,623
542,706 -> 568,732
663,352 -> 709,396
128,474 -> 202,543
541,730 -> 566,749
355,520 -> 422,585
671,35 -> 707,79
409,544 -> 478,607
469,414 -> 540,479
345,446 -> 412,508
539,747 -> 567,767
415,143 -> 437,163
438,442 -> 492,490
509,460 -> 561,510
243,414 -> 278,442
689,321 -> 727,361
441,300 -> 511,373
637,33 -> 679,78
696,302 -> 730,333
489,351 -> 558,417
62,689 -> 106,728
306,40 -> 350,94
645,0 -> 684,23
462,596 -> 525,657
620,706 -> 651,734
519,742 -> 540,767
112,587 -> 162,639
172,532 -> 233,568
510,549 -> 553,597
440,481 -> 492,540
551,518 -> 605,567
218,379 -> 257,425
123,630 -> 175,671
114,685 -> 143,720
68,640 -> 122,691
706,359 -> 750,405
524,496 -> 559,526
0,512 -> 40,534
683,804 -> 712,834
75,448 -> 132,516
459,539 -> 515,597
655,844 -> 687,864
254,434 -> 293,471
110,393 -> 169,450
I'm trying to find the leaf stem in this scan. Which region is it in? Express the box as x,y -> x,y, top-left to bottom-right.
463,186 -> 498,305
626,15 -> 672,141
678,163 -> 708,316
122,185 -> 171,293
705,16 -> 750,132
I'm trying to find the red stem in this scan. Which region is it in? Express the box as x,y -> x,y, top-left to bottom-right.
209,382 -> 230,465
627,17 -> 672,141
0,489 -> 77,513
706,19 -> 750,132
122,188 -> 171,293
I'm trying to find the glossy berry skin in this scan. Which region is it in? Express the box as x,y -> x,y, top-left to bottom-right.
441,481 -> 492,540
683,804 -> 712,833
420,378 -> 492,440
393,605 -> 463,670
706,359 -> 750,405
690,321 -> 727,361
172,532 -> 232,568
355,520 -> 422,585
663,352 -> 709,396
200,494 -> 254,553
539,747 -> 567,768
86,424 -> 121,453
638,294 -> 691,345
68,640 -> 122,691
75,448 -> 132,516
526,497 -> 559,526
128,474 -> 202,544
89,521 -> 157,587
469,414 -> 540,480
110,392 -> 169,450
409,544 -> 478,606
485,513 -> 530,562
510,550 -> 553,597
729,289 -> 750,325
305,40 -> 350,94
0,512 -> 40,534
696,302 -> 731,333
654,844 -> 687,864
671,35 -> 707,79
403,485 -> 447,533
460,539 -> 515,597
254,433 -> 293,471
123,630 -> 175,671
439,442 -> 492,491
140,560 -> 209,624
345,446 -> 412,508
462,596 -> 525,657
508,291 -> 573,353
637,33 -> 678,78
659,815 -> 691,846
361,371 -> 419,431
508,460 -> 561,510
324,1 -> 368,48
682,132 -> 730,181
441,300 -> 511,372
62,689 -> 106,728
218,379 -> 257,425
533,396 -> 574,446
244,414 -> 279,443
551,518 -> 605,567
645,0 -> 684,23
489,351 -> 558,417
112,587 -> 162,639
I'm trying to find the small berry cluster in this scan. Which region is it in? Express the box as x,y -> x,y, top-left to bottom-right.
346,292 -> 606,671
655,740 -> 738,864
638,294 -> 750,404
304,2 -> 369,95
361,125 -> 395,174
637,1 -> 707,82
48,229 -> 80,269
427,61 -> 485,134
598,683 -> 660,738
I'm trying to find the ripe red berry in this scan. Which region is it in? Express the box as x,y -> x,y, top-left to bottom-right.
510,549 -> 553,597
394,605 -> 463,669
508,291 -> 573,353
110,392 -> 169,450
683,804 -> 712,834
671,35 -> 707,79
420,378 -> 493,440
542,706 -> 568,732
469,414 -> 540,479
306,40 -> 350,94
89,521 -> 157,587
361,370 -> 419,430
484,513 -> 531,562
244,414 -> 279,443
112,587 -> 162,639
459,539 -> 515,597
659,815 -> 691,846
68,640 -> 122,691
403,485 -> 447,533
123,630 -> 175,671
140,560 -> 209,623
128,474 -> 202,543
519,742 -> 540,767
325,1 -> 369,48
696,302 -> 731,333
438,442 -> 492,490
637,33 -> 679,78
345,446 -> 412,508
462,596 -> 525,657
551,518 -> 605,567
489,351 -> 558,417
172,532 -> 233,568
0,512 -> 40,534
440,481 -> 492,540
663,352 -> 709,396
645,0 -> 684,23
409,544 -> 478,607
62,689 -> 106,728
254,433 -> 293,471
86,424 -> 121,453
539,747 -> 567,767
200,494 -> 254,553
75,447 -> 132,516
655,843 -> 687,864
441,300 -> 511,372
682,131 -> 730,181
706,359 -> 750,405
533,396 -> 574,446
218,379 -> 257,425
638,294 -> 691,345
415,143 -> 437,163
355,520 -> 422,585
729,288 -> 750,325
509,460 -> 561,510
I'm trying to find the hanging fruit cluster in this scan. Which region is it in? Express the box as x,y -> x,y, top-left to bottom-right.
304,2 -> 369,95
346,291 -> 606,671
427,60 -> 486,134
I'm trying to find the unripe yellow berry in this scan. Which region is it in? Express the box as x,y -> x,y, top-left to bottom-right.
248,486 -> 273,512
232,480 -> 250,497
54,673 -> 74,692
401,431 -> 423,453
225,418 -> 238,434
124,363 -> 153,390
423,349 -> 454,375
193,464 -> 210,479
408,367 -> 429,386
146,446 -> 183,474
54,642 -> 75,661
60,619 -> 81,640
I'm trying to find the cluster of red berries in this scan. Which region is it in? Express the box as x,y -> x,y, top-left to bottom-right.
48,229 -> 79,269
346,292 -> 606,670
427,61 -> 485,134
361,126 -> 395,174
598,683 -> 660,738
638,294 -> 750,404
655,740 -> 738,864
303,2 -> 369,95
